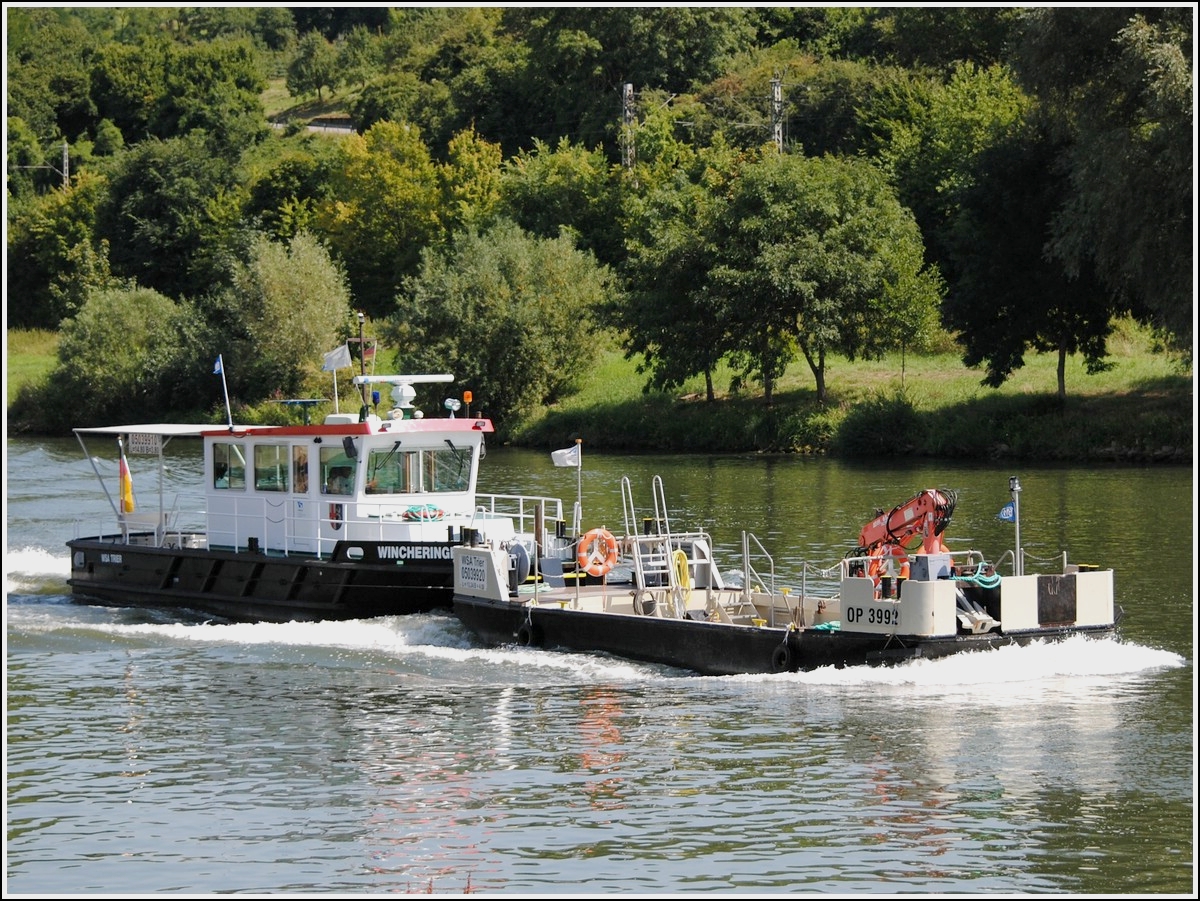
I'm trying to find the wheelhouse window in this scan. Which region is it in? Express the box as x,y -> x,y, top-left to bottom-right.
212,442 -> 246,489
365,445 -> 471,495
254,444 -> 289,492
427,445 -> 471,492
320,446 -> 355,495
292,446 -> 309,494
365,444 -> 409,494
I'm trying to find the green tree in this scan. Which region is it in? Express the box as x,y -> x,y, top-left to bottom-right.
52,285 -> 200,425
622,88 -> 705,190
505,7 -> 758,158
438,128 -> 504,235
5,8 -> 98,142
751,6 -> 878,60
6,171 -> 111,327
87,36 -> 266,150
617,140 -> 743,401
350,71 -> 454,142
243,135 -> 340,240
690,49 -> 916,159
151,37 -> 268,151
317,121 -> 442,318
290,8 -> 389,41
252,7 -> 297,52
943,127 -> 1116,402
871,7 -> 1022,70
337,24 -> 384,90
92,118 -> 125,156
205,232 -> 353,399
352,8 -> 527,156
390,221 -> 616,430
172,6 -> 293,47
88,38 -> 170,144
5,116 -> 51,198
499,137 -> 625,267
1013,7 -> 1193,353
94,133 -> 241,301
863,61 -> 1030,272
287,31 -> 339,102
392,8 -> 525,154
711,152 -> 942,404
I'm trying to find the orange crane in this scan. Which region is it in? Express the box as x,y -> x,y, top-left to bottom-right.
853,488 -> 958,590
857,488 -> 957,557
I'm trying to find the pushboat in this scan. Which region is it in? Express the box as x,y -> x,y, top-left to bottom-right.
67,374 -> 573,622
451,476 -> 1120,675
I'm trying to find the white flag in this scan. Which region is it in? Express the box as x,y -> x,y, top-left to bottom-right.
551,445 -> 580,468
322,343 -> 352,372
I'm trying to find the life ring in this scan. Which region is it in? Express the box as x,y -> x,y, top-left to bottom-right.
329,503 -> 343,531
403,504 -> 445,521
577,528 -> 619,578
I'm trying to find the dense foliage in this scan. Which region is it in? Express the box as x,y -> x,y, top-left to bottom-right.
5,6 -> 1192,435
391,221 -> 615,426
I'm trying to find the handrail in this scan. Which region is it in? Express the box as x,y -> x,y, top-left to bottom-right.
473,492 -> 565,535
651,475 -> 673,538
620,476 -> 636,537
81,488 -> 568,561
838,548 -> 990,579
740,531 -> 776,598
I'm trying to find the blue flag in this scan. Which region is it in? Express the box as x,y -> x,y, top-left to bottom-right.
997,502 -> 1015,522
213,354 -> 223,375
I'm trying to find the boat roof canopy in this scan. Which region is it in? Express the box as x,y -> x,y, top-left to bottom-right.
74,424 -> 271,439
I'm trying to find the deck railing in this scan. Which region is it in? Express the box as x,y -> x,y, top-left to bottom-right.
77,490 -> 568,561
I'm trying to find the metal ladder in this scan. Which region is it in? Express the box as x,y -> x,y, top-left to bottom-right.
621,475 -> 677,590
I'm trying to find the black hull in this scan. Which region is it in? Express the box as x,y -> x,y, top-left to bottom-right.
68,533 -> 455,622
453,595 -> 1118,676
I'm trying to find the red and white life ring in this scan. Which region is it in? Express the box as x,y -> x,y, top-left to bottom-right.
577,528 -> 619,578
868,543 -> 910,580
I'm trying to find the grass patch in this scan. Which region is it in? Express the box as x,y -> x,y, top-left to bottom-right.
514,318 -> 1192,462
262,77 -> 358,124
5,329 -> 58,406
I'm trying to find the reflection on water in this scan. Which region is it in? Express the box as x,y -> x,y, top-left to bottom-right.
5,437 -> 1193,894
578,688 -> 628,811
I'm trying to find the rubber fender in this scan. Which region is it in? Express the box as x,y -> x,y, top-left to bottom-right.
515,621 -> 541,647
771,642 -> 793,673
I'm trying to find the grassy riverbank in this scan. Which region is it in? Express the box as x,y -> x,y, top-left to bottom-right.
515,319 -> 1193,463
6,323 -> 1193,463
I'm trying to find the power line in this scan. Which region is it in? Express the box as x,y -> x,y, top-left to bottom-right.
10,142 -> 70,189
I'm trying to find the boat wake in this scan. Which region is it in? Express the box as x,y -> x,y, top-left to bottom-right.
736,633 -> 1185,691
94,619 -> 681,681
75,613 -> 475,661
85,616 -> 1184,689
5,546 -> 72,594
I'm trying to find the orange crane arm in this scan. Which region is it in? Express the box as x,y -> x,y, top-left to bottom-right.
856,488 -> 957,557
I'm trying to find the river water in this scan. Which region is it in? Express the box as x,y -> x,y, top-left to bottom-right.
4,437 -> 1194,895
